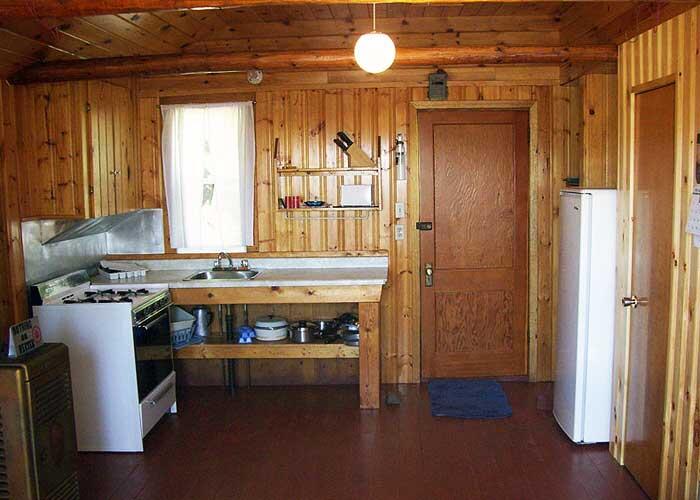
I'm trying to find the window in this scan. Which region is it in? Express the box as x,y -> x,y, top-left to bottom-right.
160,102 -> 255,253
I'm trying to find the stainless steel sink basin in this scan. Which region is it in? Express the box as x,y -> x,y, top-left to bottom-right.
184,270 -> 260,281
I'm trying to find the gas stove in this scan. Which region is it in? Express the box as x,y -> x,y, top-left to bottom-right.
30,270 -> 171,325
32,269 -> 177,452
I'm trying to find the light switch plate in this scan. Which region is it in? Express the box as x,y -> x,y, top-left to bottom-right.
395,202 -> 405,219
395,224 -> 405,241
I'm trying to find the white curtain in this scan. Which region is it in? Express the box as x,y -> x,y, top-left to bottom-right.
161,102 -> 255,252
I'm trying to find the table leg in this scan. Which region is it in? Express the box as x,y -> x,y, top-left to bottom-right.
359,302 -> 380,409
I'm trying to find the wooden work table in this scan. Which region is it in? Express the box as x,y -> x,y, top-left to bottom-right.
171,284 -> 382,409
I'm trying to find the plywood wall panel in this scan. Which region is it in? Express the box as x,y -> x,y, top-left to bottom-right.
613,8 -> 700,500
14,82 -> 89,219
0,81 -> 26,341
581,73 -> 618,187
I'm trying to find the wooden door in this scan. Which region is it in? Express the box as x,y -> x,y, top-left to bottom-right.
419,109 -> 529,379
624,83 -> 675,499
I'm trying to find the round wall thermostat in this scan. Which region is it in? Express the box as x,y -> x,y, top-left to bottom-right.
247,69 -> 264,85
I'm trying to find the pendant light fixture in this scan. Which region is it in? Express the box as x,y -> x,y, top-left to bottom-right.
354,4 -> 396,74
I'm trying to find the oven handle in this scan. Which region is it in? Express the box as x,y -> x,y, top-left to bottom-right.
143,379 -> 175,406
136,307 -> 170,329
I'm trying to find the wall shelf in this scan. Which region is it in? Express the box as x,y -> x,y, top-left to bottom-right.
279,206 -> 380,212
275,154 -> 383,220
174,337 -> 359,359
276,167 -> 379,176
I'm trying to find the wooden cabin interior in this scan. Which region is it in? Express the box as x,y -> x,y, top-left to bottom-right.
0,1 -> 699,499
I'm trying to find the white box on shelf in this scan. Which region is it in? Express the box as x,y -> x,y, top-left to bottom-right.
340,184 -> 373,207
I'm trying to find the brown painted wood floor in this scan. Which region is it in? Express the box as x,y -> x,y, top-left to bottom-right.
78,383 -> 648,500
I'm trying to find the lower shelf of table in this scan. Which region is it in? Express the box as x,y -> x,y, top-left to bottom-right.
174,337 -> 359,359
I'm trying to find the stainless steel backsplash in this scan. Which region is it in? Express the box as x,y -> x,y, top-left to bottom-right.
22,209 -> 165,284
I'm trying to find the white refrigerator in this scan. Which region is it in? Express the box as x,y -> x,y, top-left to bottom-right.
553,188 -> 616,444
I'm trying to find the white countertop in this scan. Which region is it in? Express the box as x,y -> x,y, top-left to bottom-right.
93,256 -> 388,288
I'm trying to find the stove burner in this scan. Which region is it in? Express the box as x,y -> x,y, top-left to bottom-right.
117,289 -> 150,297
58,287 -> 158,305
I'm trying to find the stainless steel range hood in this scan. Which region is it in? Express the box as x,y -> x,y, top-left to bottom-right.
41,210 -> 141,245
22,209 -> 165,284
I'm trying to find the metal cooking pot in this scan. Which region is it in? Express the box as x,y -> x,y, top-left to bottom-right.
315,319 -> 338,336
289,321 -> 319,343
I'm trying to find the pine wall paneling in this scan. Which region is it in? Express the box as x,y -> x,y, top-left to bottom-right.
613,8 -> 700,500
136,70 -> 594,384
13,78 -> 140,220
14,81 -> 89,219
581,73 -> 618,188
87,79 -> 141,217
0,81 -> 26,342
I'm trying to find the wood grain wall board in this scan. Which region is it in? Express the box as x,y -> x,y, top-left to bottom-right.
613,8 -> 700,500
184,31 -> 562,55
0,81 -> 27,343
559,2 -> 637,44
0,28 -> 76,64
81,15 -> 182,54
0,19 -> 116,61
15,81 -> 88,218
116,12 -> 197,49
201,15 -> 562,41
87,79 -> 140,216
581,73 -> 618,187
134,66 -> 561,97
56,18 -> 155,58
0,2 -> 585,21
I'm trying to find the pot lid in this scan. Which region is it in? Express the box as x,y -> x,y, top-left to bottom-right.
255,315 -> 288,328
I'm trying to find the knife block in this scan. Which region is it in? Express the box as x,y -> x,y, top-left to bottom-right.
344,144 -> 375,167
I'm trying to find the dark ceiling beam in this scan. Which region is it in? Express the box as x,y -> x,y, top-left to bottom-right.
9,45 -> 618,84
1,0 -> 697,20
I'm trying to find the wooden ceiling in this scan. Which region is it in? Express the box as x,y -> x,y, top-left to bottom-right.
0,2 -> 694,80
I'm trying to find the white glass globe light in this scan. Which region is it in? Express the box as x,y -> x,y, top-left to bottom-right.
354,31 -> 396,74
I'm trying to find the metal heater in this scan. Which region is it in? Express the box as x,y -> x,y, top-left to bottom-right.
0,343 -> 79,499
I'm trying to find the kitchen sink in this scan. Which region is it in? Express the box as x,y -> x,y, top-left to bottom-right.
184,270 -> 260,281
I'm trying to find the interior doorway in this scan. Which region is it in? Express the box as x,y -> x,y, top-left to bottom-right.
418,108 -> 529,379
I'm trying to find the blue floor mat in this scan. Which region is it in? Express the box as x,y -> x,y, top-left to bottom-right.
428,379 -> 513,419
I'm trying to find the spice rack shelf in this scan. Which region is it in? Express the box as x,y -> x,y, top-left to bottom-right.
276,167 -> 380,176
275,164 -> 382,220
279,206 -> 380,212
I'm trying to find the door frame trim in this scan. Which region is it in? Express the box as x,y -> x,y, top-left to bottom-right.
409,100 -> 539,381
613,74 -> 678,470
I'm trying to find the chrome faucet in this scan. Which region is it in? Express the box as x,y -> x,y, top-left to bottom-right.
214,252 -> 234,271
